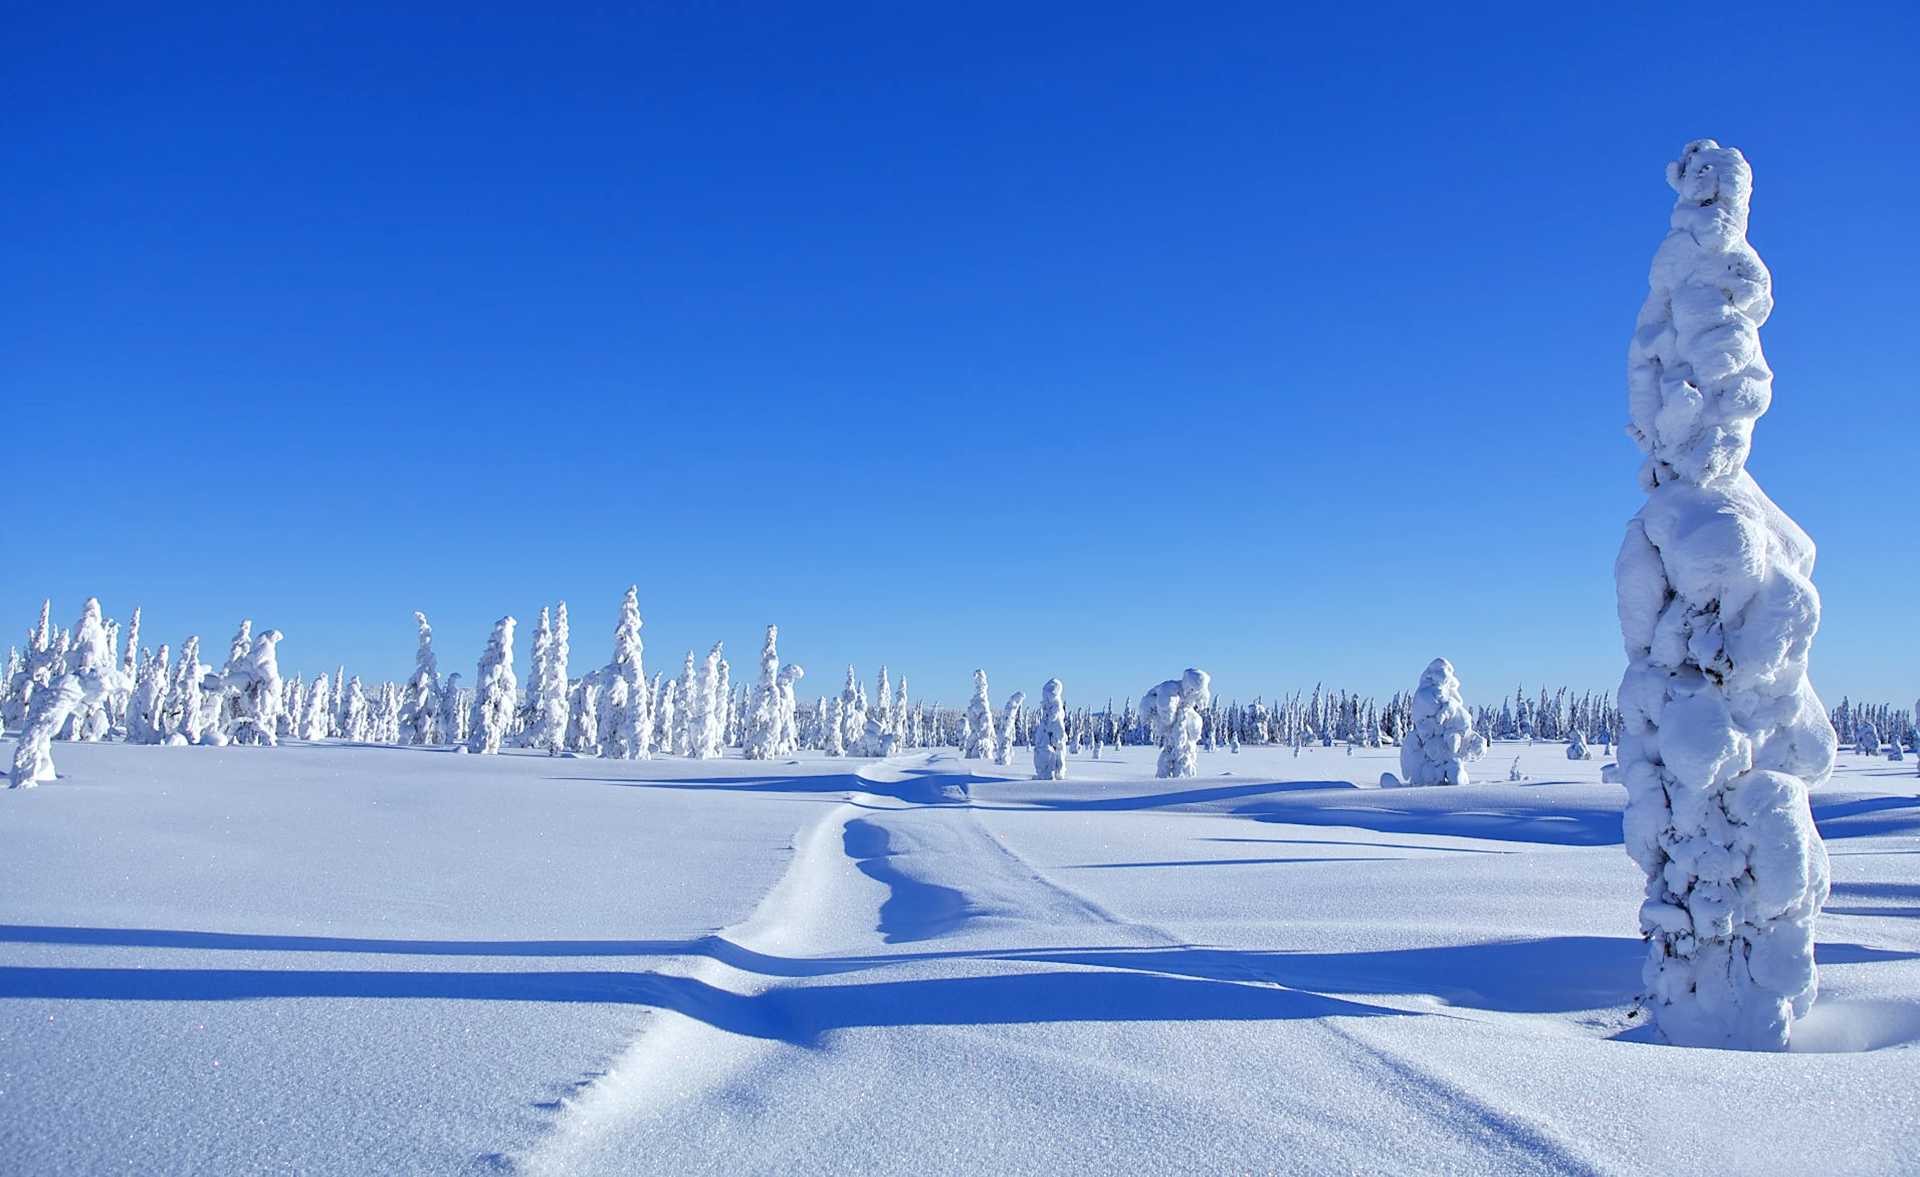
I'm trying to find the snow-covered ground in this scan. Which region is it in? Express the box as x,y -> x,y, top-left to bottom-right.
2,739 -> 1915,1174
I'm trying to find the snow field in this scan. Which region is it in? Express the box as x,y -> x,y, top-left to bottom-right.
2,739 -> 1917,1174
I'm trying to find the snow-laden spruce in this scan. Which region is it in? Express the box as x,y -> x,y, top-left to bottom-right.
469,616 -> 518,755
300,671 -> 331,741
742,625 -> 783,760
1143,669 -> 1209,779
1034,679 -> 1067,780
1854,722 -> 1880,757
339,676 -> 369,742
126,644 -> 170,744
1617,140 -> 1835,1052
775,662 -> 805,756
1387,659 -> 1479,788
1568,727 -> 1592,761
602,586 -> 650,760
838,666 -> 865,753
994,691 -> 1026,767
963,670 -> 995,759
524,605 -> 570,755
689,642 -> 724,759
401,612 -> 440,745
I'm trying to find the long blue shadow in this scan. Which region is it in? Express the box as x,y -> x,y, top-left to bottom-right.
0,965 -> 1395,1045
1010,780 -> 1357,812
1014,936 -> 1645,1013
1245,804 -> 1624,847
1814,796 -> 1920,840
1062,857 -> 1401,869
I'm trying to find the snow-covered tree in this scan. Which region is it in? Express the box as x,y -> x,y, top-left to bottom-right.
670,652 -> 696,756
469,616 -> 517,754
874,666 -> 893,741
1390,659 -> 1478,788
126,645 -> 170,744
437,672 -> 467,746
775,662 -> 805,756
236,629 -> 285,745
10,599 -> 131,786
63,599 -> 116,741
401,612 -> 441,745
1033,679 -> 1067,780
1617,141 -> 1834,1052
601,587 -> 650,760
525,606 -> 570,755
3,600 -> 56,730
372,681 -> 401,743
821,695 -> 844,757
301,672 -> 332,741
341,676 -> 370,742
829,665 -> 860,753
743,625 -> 783,760
1143,668 -> 1209,779
962,670 -> 995,759
994,691 -> 1025,766
1568,727 -> 1592,761
689,642 -> 724,759
1854,721 -> 1880,757
652,678 -> 677,757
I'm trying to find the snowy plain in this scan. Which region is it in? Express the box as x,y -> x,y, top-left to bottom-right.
2,738 -> 1916,1175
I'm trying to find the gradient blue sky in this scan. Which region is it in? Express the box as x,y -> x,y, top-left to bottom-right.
4,2 -> 1914,709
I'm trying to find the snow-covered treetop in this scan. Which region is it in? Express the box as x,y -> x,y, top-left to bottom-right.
1628,139 -> 1773,492
410,612 -> 438,684
611,585 -> 643,683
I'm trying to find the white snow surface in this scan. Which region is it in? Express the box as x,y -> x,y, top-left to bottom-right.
2,739 -> 1917,1175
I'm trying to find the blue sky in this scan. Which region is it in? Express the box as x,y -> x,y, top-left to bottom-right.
3,2 -> 1914,710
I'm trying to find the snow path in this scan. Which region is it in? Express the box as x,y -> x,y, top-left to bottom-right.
522,756 -> 1610,1174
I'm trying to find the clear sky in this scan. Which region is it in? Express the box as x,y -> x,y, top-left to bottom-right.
4,2 -> 1915,711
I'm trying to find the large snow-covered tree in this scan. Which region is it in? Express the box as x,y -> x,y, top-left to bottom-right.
1616,140 -> 1835,1052
743,625 -> 782,760
401,612 -> 441,745
469,616 -> 518,755
962,670 -> 995,759
1033,679 -> 1067,780
600,586 -> 650,760
1391,659 -> 1478,788
1143,669 -> 1209,779
525,606 -> 570,755
689,641 -> 724,759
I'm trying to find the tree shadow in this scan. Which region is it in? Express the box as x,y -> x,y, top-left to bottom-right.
1003,780 -> 1359,813
1244,804 -> 1624,847
0,964 -> 1398,1046
1814,796 -> 1920,840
